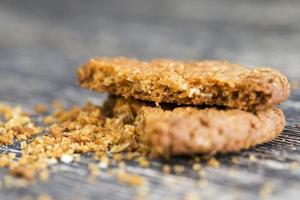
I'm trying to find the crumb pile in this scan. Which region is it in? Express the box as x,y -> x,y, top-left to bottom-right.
0,103 -> 43,145
0,95 -> 286,181
0,100 -> 146,180
0,98 -> 220,183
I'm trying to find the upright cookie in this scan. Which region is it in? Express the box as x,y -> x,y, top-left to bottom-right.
107,97 -> 286,157
78,57 -> 290,110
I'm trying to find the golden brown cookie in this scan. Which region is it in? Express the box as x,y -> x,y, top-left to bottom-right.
77,57 -> 290,110
107,97 -> 285,157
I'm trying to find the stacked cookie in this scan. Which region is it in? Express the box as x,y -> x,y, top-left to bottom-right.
77,57 -> 290,157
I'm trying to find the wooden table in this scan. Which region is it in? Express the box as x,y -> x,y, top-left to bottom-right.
0,0 -> 300,199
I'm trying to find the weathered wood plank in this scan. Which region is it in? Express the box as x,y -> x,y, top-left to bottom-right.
1,0 -> 300,199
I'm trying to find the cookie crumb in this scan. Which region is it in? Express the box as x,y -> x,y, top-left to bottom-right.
249,154 -> 257,162
162,165 -> 171,174
125,152 -> 139,160
39,170 -> 49,182
259,182 -> 273,199
43,116 -> 55,124
52,100 -> 63,110
38,193 -> 53,200
113,154 -> 123,162
118,171 -> 144,186
10,166 -> 35,180
99,156 -> 109,169
184,192 -> 200,200
231,157 -> 240,164
137,156 -> 150,168
289,161 -> 298,171
35,104 -> 48,114
192,163 -> 201,171
88,163 -> 100,176
207,158 -> 220,168
60,154 -> 73,164
173,165 -> 185,174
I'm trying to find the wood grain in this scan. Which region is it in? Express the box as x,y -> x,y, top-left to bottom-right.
0,0 -> 300,199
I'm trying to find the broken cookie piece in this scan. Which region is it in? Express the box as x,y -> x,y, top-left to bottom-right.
107,97 -> 286,157
77,57 -> 290,111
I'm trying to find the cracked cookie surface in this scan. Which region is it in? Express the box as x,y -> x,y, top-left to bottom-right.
77,57 -> 290,110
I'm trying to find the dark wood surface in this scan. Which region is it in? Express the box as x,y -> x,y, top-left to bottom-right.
1,0 -> 300,199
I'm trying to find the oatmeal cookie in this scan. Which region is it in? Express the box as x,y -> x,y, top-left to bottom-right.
78,57 -> 290,110
107,97 -> 285,157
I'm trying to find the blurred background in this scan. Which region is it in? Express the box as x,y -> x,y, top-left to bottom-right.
1,1 -> 300,199
0,0 -> 299,86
